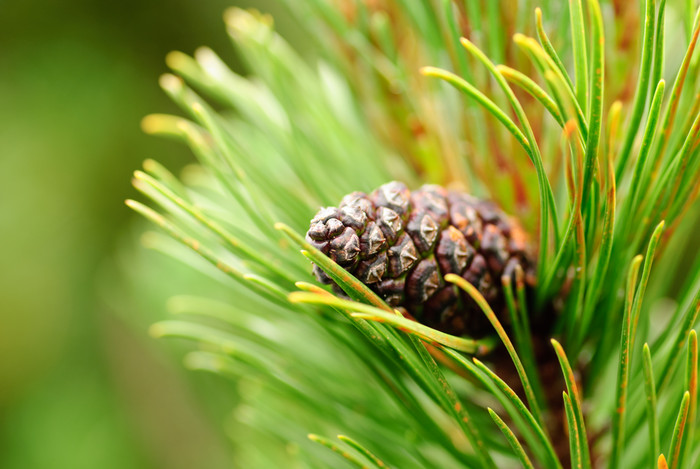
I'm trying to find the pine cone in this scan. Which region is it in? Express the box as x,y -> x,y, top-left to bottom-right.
306,181 -> 534,337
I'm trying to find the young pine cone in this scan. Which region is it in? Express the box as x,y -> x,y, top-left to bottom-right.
306,181 -> 534,337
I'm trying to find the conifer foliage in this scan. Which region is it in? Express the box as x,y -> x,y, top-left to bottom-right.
128,1 -> 700,467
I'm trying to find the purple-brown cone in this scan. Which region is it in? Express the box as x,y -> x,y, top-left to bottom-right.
306,181 -> 534,337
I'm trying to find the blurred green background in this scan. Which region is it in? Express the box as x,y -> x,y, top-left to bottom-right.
0,1 -> 305,467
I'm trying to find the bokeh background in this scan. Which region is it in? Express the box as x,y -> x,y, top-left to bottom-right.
0,1 -> 306,467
